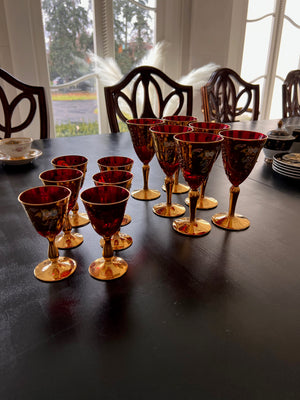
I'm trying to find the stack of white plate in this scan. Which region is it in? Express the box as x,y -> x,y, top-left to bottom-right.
272,152 -> 300,179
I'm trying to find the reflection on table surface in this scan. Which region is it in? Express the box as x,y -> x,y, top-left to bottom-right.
0,119 -> 300,400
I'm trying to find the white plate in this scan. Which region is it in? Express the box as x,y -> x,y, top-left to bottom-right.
273,159 -> 300,174
272,163 -> 300,177
273,152 -> 300,169
272,163 -> 300,179
0,149 -> 43,165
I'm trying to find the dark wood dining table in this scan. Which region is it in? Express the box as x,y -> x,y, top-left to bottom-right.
1,119 -> 299,400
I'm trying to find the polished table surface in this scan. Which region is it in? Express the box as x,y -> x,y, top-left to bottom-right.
1,120 -> 300,399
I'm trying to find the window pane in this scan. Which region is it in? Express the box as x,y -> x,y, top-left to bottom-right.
270,0 -> 300,118
285,0 -> 300,26
42,0 -> 98,136
113,0 -> 156,74
247,0 -> 275,20
241,16 -> 273,82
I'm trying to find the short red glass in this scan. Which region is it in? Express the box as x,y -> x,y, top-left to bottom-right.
98,156 -> 134,226
173,132 -> 223,236
51,155 -> 89,227
97,156 -> 134,172
212,130 -> 267,231
93,170 -> 133,250
126,118 -> 164,200
39,168 -> 84,249
18,185 -> 76,282
80,185 -> 130,281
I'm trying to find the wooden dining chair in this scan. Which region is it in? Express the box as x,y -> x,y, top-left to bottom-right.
201,67 -> 260,123
104,65 -> 193,132
282,69 -> 300,119
0,68 -> 49,139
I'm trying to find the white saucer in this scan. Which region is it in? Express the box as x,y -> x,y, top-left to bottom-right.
0,149 -> 43,165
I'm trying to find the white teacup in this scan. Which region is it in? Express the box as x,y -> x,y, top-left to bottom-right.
0,137 -> 33,158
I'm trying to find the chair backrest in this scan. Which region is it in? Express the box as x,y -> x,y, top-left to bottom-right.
0,68 -> 49,139
201,67 -> 259,123
104,65 -> 193,132
282,69 -> 300,119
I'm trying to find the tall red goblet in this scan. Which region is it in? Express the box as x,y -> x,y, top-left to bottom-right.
80,185 -> 130,281
93,170 -> 133,250
212,130 -> 267,231
97,156 -> 134,226
126,118 -> 164,200
51,155 -> 89,227
150,124 -> 192,217
162,115 -> 198,193
39,168 -> 84,249
173,132 -> 223,236
18,186 -> 77,282
186,122 -> 230,209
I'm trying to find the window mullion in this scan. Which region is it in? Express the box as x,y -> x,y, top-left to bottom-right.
93,0 -> 114,133
261,0 -> 286,119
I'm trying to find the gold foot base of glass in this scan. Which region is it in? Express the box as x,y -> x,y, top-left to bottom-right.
121,214 -> 131,226
34,256 -> 77,282
152,202 -> 186,218
211,213 -> 250,231
185,196 -> 218,210
69,212 -> 90,227
131,188 -> 160,201
100,233 -> 133,251
172,217 -> 211,236
89,256 -> 128,280
55,232 -> 83,249
162,183 -> 190,194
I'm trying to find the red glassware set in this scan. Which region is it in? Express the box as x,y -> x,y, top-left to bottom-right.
18,117 -> 267,283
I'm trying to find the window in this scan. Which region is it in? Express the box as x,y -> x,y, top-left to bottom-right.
41,0 -> 157,136
241,0 -> 300,120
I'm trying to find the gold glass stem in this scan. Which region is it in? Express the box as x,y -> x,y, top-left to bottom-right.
200,177 -> 208,199
174,170 -> 179,185
165,176 -> 174,207
48,238 -> 59,261
63,214 -> 72,234
142,164 -> 150,191
228,185 -> 240,217
189,189 -> 200,223
102,237 -> 113,260
72,201 -> 79,215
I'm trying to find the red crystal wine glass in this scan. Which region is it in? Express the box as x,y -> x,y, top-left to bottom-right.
212,130 -> 267,231
18,186 -> 77,282
149,124 -> 192,217
51,155 -> 89,227
162,115 -> 198,194
126,118 -> 164,200
80,185 -> 130,281
39,168 -> 84,249
185,122 -> 230,209
173,132 -> 223,236
97,156 -> 134,226
93,170 -> 133,250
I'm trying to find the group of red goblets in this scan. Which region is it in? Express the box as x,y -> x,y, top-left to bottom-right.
18,155 -> 134,283
18,116 -> 267,284
126,116 -> 267,236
